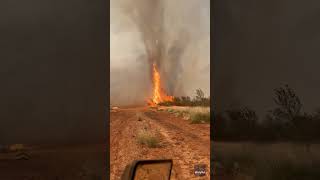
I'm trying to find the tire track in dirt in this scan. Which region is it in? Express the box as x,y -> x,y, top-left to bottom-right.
142,110 -> 210,180
110,107 -> 210,180
110,109 -> 144,179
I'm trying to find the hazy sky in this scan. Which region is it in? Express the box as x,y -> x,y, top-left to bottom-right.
111,0 -> 210,106
214,0 -> 320,116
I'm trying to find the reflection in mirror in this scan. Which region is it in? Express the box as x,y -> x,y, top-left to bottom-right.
134,162 -> 172,180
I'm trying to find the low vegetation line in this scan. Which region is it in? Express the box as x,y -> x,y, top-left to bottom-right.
163,106 -> 210,124
214,85 -> 320,142
159,89 -> 210,107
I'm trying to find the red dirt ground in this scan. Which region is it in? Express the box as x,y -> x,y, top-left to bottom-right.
110,106 -> 210,180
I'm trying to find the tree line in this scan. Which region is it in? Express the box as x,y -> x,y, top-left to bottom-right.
159,89 -> 210,107
214,85 -> 320,142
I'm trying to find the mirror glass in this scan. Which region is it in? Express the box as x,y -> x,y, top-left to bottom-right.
134,161 -> 172,180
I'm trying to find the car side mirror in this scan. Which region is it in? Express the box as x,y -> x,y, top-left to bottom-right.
121,159 -> 173,180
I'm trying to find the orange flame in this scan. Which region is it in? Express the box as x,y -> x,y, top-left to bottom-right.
149,63 -> 173,106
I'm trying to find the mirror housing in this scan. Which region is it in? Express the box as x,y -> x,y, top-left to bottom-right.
121,159 -> 173,180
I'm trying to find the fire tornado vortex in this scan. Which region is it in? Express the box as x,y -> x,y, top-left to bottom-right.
150,63 -> 173,106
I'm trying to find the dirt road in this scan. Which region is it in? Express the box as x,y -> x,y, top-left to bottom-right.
110,106 -> 210,180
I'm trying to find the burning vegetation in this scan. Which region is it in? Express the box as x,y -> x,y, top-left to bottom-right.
147,60 -> 210,107
149,63 -> 174,106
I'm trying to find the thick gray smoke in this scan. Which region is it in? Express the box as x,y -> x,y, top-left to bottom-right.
111,0 -> 210,106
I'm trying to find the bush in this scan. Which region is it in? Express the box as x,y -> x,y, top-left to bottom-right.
214,85 -> 320,142
136,130 -> 160,148
167,109 -> 175,113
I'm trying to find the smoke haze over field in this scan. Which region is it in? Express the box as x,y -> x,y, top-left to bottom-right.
110,0 -> 210,106
214,0 -> 320,116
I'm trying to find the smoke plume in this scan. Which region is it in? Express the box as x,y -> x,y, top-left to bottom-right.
111,0 -> 210,106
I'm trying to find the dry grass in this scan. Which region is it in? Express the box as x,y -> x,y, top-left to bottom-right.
213,142 -> 320,179
136,130 -> 160,148
190,112 -> 210,124
161,106 -> 210,123
163,106 -> 210,113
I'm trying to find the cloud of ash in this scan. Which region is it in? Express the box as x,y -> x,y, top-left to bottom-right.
110,0 -> 210,106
